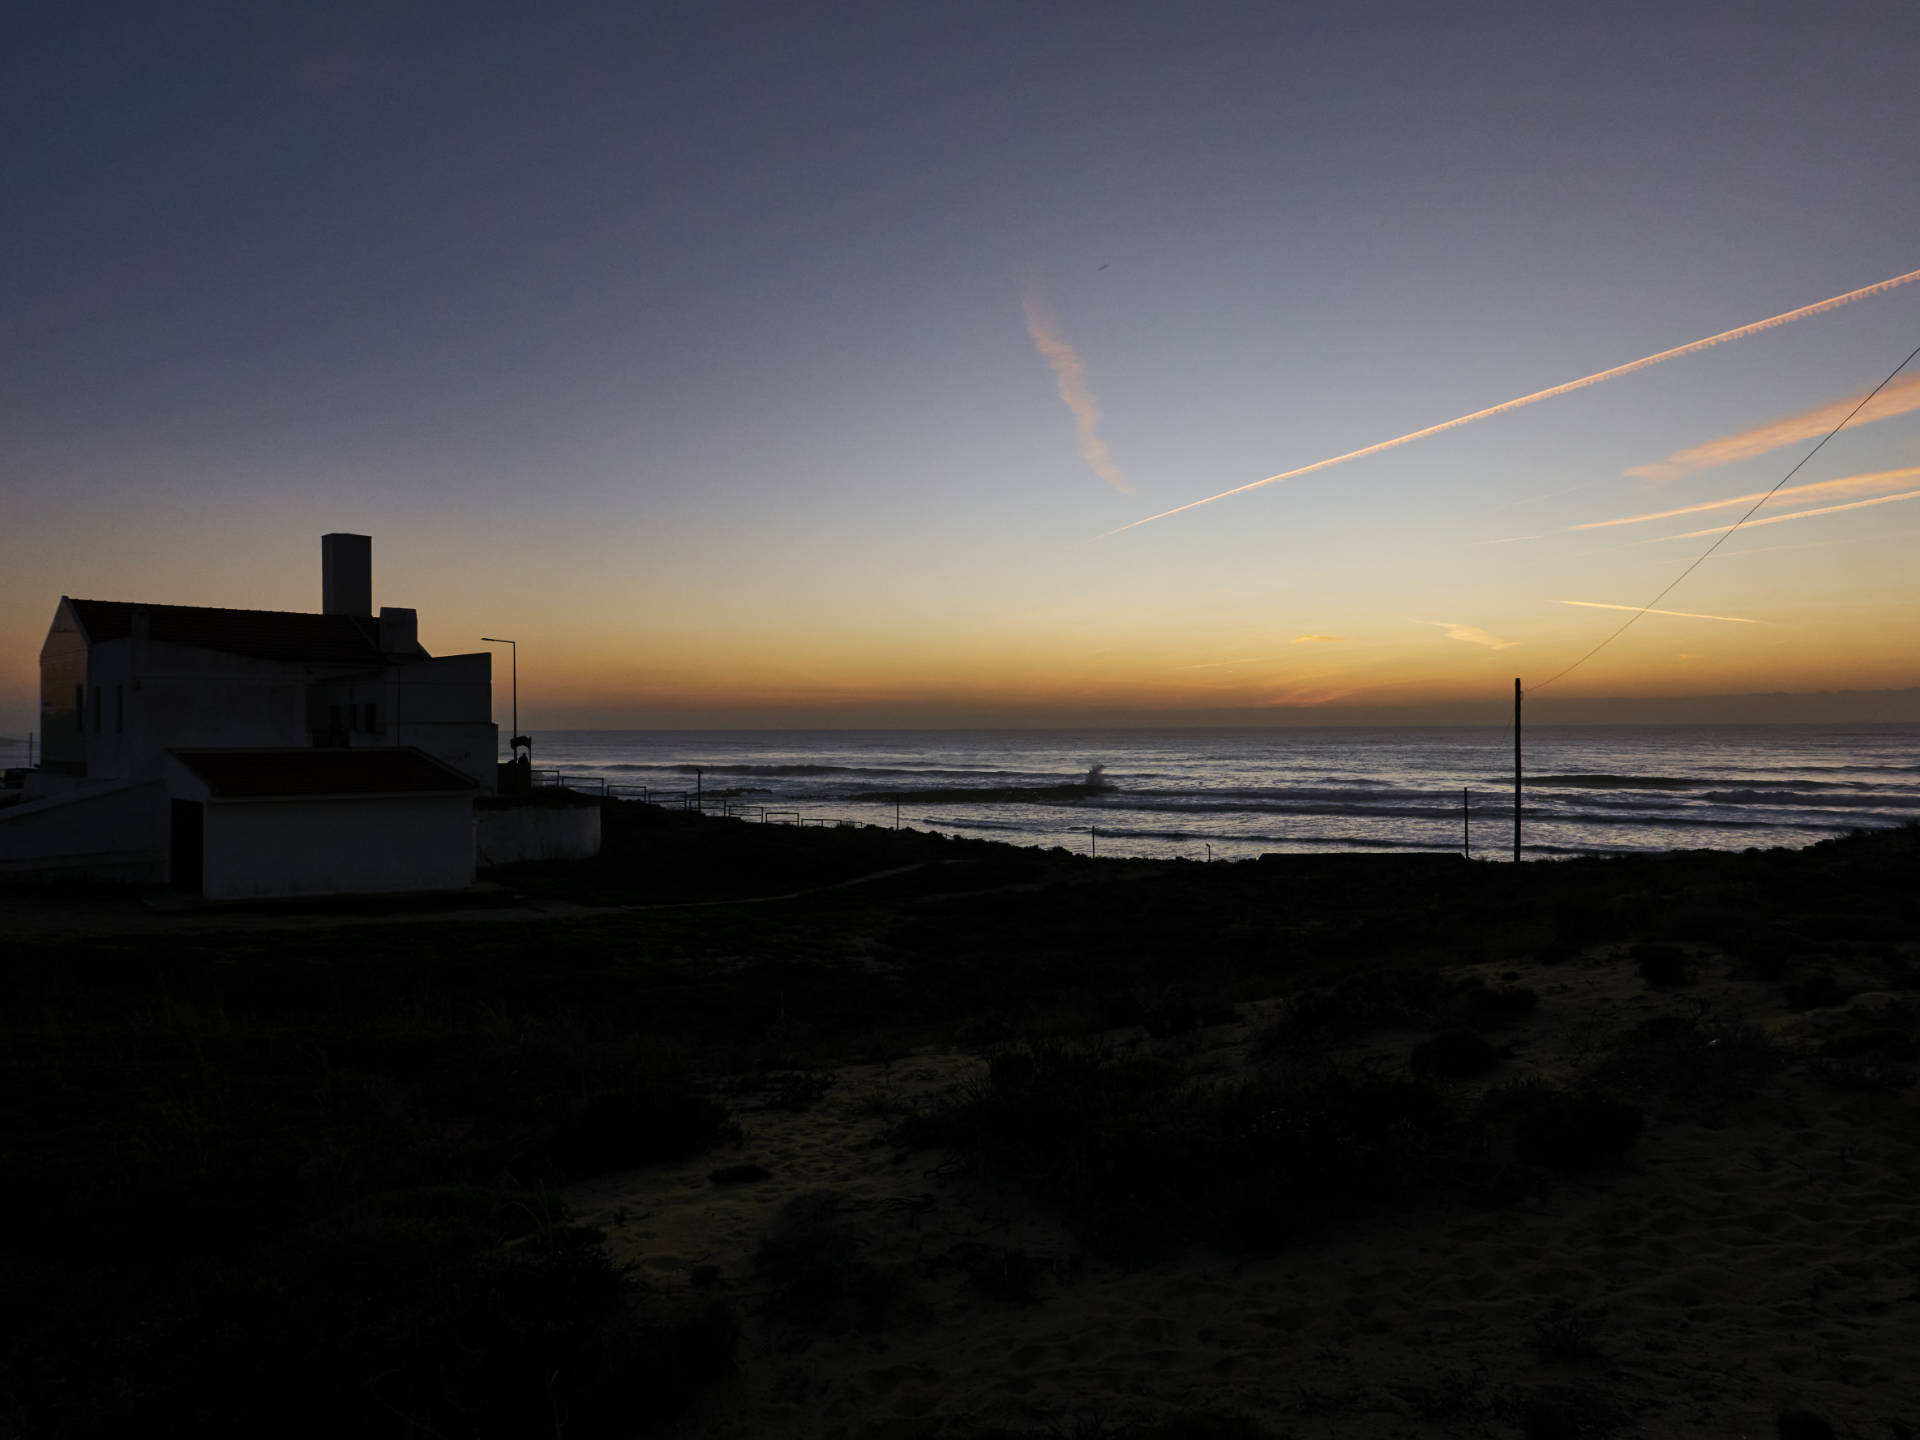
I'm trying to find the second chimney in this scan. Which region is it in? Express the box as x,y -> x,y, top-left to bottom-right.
322,533 -> 372,617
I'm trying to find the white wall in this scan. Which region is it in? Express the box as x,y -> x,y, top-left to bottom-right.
201,795 -> 475,899
397,652 -> 497,793
0,779 -> 168,884
474,805 -> 602,866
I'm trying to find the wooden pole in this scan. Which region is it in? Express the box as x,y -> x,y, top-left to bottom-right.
1463,786 -> 1470,858
1512,678 -> 1522,864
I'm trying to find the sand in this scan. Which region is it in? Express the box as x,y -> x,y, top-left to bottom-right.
567,946 -> 1920,1439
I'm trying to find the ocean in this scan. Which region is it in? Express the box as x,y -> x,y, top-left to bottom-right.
510,725 -> 1920,862
6,725 -> 1911,862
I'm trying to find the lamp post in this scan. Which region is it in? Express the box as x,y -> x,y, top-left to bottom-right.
481,637 -> 519,753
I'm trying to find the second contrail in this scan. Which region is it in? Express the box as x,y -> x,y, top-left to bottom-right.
1101,264 -> 1920,537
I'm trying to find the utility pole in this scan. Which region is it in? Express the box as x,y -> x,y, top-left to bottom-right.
1463,787 -> 1470,858
1513,678 -> 1523,864
481,637 -> 519,747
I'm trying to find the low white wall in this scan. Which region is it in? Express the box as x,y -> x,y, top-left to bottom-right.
474,805 -> 602,867
203,795 -> 475,900
0,779 -> 168,884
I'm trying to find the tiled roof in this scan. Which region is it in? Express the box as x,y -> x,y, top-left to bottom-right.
66,599 -> 385,664
171,748 -> 478,799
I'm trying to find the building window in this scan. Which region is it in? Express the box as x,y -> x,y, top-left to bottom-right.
115,685 -> 124,734
92,687 -> 101,733
364,702 -> 378,732
75,686 -> 84,732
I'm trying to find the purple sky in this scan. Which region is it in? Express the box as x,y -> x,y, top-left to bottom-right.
5,2 -> 1918,731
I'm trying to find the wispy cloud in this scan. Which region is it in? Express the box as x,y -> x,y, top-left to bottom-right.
1558,600 -> 1755,623
1172,657 -> 1262,670
1477,534 -> 1541,544
1292,634 -> 1345,644
1656,487 -> 1920,540
1708,525 -> 1920,560
1100,265 -> 1920,536
1426,622 -> 1519,650
1022,290 -> 1130,495
1626,375 -> 1920,481
1568,467 -> 1920,531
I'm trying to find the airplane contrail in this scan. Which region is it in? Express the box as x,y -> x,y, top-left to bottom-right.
1024,290 -> 1130,495
1657,487 -> 1920,540
1567,466 -> 1920,531
1558,600 -> 1755,623
1101,264 -> 1920,537
1625,373 -> 1920,480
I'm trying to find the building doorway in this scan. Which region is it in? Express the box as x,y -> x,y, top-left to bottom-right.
169,800 -> 204,895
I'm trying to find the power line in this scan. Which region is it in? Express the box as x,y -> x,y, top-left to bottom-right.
1528,340 -> 1920,695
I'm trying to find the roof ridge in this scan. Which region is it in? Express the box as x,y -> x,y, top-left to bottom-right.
67,598 -> 334,618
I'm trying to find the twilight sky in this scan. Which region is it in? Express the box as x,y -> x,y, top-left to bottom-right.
5,1 -> 1919,732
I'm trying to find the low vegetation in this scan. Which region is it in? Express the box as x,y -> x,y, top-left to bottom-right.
2,815 -> 1914,1434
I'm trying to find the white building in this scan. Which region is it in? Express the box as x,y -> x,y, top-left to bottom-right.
0,534 -> 511,898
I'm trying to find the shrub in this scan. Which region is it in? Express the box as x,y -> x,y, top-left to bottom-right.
1141,989 -> 1202,1039
1598,1016 -> 1784,1103
755,1190 -> 897,1330
526,1085 -> 739,1181
1528,1299 -> 1602,1360
1261,968 -> 1462,1045
1633,944 -> 1691,987
1410,1031 -> 1501,1080
895,1043 -> 1463,1259
1481,1078 -> 1642,1173
760,1069 -> 834,1112
1458,978 -> 1541,1025
1811,1029 -> 1918,1091
1818,1029 -> 1918,1061
1775,1407 -> 1836,1440
1785,974 -> 1848,1011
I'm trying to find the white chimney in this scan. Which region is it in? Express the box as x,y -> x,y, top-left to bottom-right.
322,533 -> 372,617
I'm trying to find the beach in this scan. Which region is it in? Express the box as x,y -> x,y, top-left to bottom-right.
4,805 -> 1916,1437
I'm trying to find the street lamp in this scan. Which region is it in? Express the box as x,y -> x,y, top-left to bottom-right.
480,637 -> 525,757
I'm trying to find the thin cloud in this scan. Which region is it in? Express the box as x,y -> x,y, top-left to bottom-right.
1426,622 -> 1519,650
1172,657 -> 1262,670
1568,467 -> 1920,531
1292,634 -> 1346,644
1100,264 -> 1920,536
1477,534 -> 1541,544
1558,600 -> 1755,623
1022,290 -> 1130,495
1656,488 -> 1920,540
1627,375 -> 1920,481
1708,525 -> 1920,560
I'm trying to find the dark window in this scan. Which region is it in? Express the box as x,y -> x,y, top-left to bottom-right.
75,686 -> 84,732
92,687 -> 101,733
115,685 -> 124,734
364,702 -> 378,732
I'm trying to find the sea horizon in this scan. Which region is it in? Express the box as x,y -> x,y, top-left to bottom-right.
508,723 -> 1920,863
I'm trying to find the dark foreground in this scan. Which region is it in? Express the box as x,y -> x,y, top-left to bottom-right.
3,807 -> 1916,1437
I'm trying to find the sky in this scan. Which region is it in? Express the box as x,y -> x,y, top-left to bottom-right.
5,0 -> 1919,732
